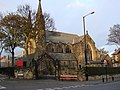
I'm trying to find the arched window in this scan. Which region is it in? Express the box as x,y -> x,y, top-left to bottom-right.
64,62 -> 66,66
56,44 -> 63,53
86,44 -> 92,61
65,46 -> 71,53
72,62 -> 75,67
46,43 -> 54,53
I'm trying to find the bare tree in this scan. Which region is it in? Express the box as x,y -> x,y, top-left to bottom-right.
0,4 -> 56,67
17,5 -> 35,66
0,28 -> 6,67
43,12 -> 56,31
0,31 -> 6,58
107,24 -> 120,47
0,13 -> 24,66
17,4 -> 56,66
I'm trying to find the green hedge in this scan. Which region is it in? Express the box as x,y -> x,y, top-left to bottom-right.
81,67 -> 120,76
0,67 -> 15,76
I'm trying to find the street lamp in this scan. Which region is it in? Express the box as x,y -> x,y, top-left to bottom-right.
83,12 -> 95,81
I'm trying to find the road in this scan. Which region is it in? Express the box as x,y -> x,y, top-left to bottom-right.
0,79 -> 120,90
58,81 -> 120,90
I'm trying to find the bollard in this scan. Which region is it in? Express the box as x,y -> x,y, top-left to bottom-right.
102,78 -> 104,82
112,76 -> 114,81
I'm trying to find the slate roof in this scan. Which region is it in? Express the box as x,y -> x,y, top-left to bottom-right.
49,53 -> 77,61
112,48 -> 120,55
46,31 -> 84,44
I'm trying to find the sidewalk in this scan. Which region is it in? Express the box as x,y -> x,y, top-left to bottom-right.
0,76 -> 120,90
1,73 -> 120,85
0,85 -> 6,89
0,74 -> 6,81
82,76 -> 120,86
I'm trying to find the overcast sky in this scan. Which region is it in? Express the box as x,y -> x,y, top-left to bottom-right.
0,0 -> 120,55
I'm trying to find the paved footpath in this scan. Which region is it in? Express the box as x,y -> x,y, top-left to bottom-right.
0,74 -> 120,90
0,78 -> 120,90
0,80 -> 101,90
0,85 -> 6,89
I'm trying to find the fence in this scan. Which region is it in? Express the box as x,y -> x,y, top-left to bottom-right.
82,67 -> 120,76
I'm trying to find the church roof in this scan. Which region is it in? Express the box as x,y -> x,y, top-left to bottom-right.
49,53 -> 77,61
46,31 -> 84,44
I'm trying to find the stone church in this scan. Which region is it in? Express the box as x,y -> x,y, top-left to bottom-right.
27,0 -> 100,76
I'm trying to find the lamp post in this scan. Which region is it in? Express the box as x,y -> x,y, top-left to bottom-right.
83,12 -> 95,81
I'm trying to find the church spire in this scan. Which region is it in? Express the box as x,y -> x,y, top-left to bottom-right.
28,10 -> 32,29
35,0 -> 45,30
36,0 -> 42,17
34,0 -> 46,59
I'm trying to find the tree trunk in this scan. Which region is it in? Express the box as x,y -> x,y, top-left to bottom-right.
11,48 -> 14,67
0,47 -> 4,67
0,53 -> 1,68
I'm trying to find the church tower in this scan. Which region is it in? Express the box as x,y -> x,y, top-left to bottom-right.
35,0 -> 46,58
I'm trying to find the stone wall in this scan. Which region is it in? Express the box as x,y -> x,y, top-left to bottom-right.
14,69 -> 34,79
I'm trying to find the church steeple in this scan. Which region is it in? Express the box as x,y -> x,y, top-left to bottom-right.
35,0 -> 45,28
35,0 -> 46,58
36,0 -> 42,18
